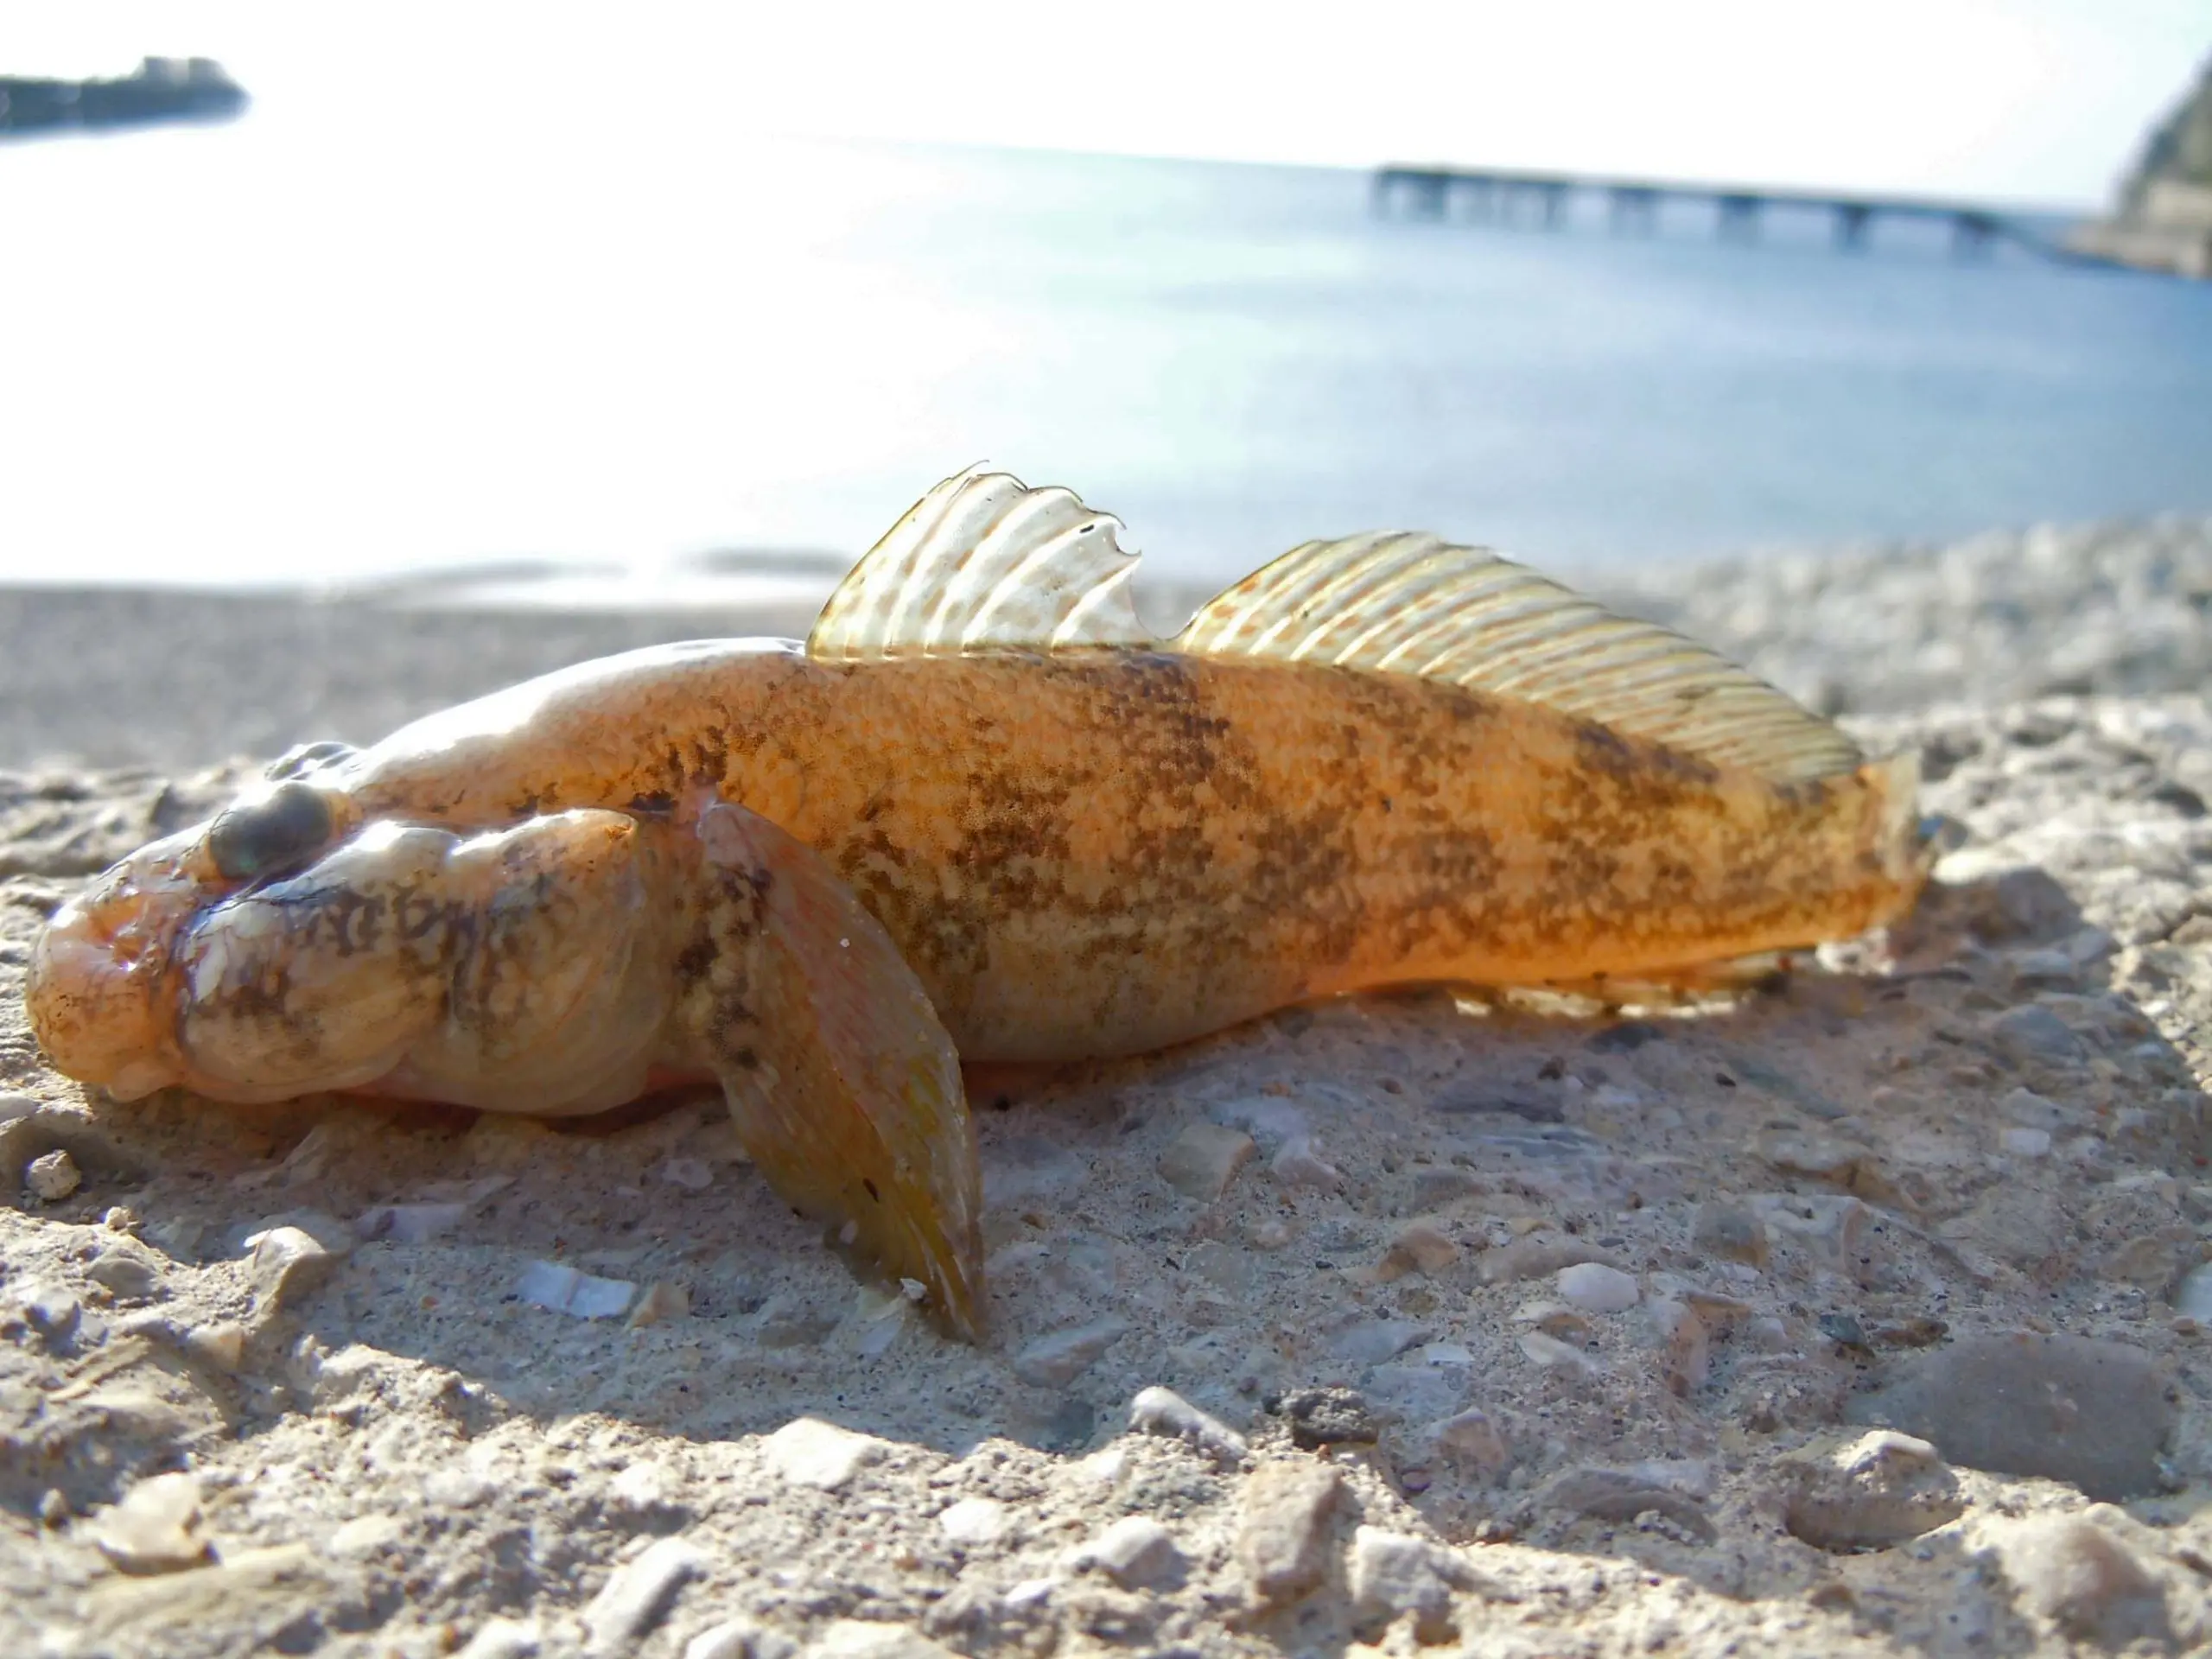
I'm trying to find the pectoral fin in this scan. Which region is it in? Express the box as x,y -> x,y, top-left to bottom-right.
677,802 -> 985,1339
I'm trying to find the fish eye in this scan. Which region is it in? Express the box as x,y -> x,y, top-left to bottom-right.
207,782 -> 337,882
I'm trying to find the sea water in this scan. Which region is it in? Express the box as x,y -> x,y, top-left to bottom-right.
4,103 -> 2209,603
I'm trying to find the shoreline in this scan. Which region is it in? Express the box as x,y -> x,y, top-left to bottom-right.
3,512 -> 2208,771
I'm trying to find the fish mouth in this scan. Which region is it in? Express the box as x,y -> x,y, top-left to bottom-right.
26,827 -> 213,1099
28,775 -> 366,1100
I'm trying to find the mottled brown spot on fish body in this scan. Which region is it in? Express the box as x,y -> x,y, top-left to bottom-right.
331,642 -> 1918,1063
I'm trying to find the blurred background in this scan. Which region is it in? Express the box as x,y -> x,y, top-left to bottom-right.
3,2 -> 2209,614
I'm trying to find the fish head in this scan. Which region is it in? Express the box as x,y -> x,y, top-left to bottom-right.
27,774 -> 377,1101
33,773 -> 685,1111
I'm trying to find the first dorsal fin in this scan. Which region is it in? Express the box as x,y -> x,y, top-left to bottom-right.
808,467 -> 1153,660
1176,532 -> 1863,783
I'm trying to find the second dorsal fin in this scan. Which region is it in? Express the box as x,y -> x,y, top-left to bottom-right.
808,467 -> 1153,660
1176,531 -> 1864,783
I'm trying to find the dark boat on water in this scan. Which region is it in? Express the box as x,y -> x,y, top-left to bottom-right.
0,57 -> 245,139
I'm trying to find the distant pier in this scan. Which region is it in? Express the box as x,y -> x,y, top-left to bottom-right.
1372,165 -> 2080,262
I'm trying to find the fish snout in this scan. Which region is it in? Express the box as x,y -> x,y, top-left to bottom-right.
28,779 -> 364,1101
26,830 -> 212,1099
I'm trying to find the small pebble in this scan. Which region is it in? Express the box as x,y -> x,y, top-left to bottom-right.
582,1535 -> 705,1653
1156,1122 -> 1255,1201
1376,1220 -> 1459,1280
2008,948 -> 2077,989
1270,1137 -> 1345,1190
805,1621 -> 957,1659
662,1156 -> 714,1191
185,1320 -> 248,1371
937,1496 -> 1008,1547
24,1148 -> 81,1202
1236,1460 -> 1343,1605
20,1281 -> 80,1338
1778,1430 -> 1964,1551
1078,1446 -> 1129,1485
1757,1132 -> 1863,1185
328,1514 -> 405,1558
1690,1201 -> 1770,1269
456,1619 -> 543,1659
516,1259 -> 634,1320
1209,1096 -> 1313,1149
1997,1086 -> 2065,1130
1518,1332 -> 1601,1376
1624,1457 -> 1714,1498
1363,1360 -> 1462,1425
354,1201 -> 472,1243
1999,1126 -> 2052,1157
1077,1515 -> 1183,1587
1999,1516 -> 2168,1644
1477,1235 -> 1616,1283
1516,1300 -> 1593,1338
1554,1262 -> 1638,1313
2173,1262 -> 2212,1322
1272,1384 -> 1377,1449
247,1225 -> 342,1310
93,1471 -> 209,1574
1745,1315 -> 1794,1351
1332,1319 -> 1427,1366
423,1468 -> 499,1510
763,1418 -> 887,1491
1246,1217 -> 1294,1250
1990,1003 -> 2082,1066
1755,1192 -> 1869,1268
607,1459 -> 679,1513
1820,1312 -> 1871,1351
1651,1300 -> 1712,1395
1541,1465 -> 1714,1539
1011,1315 -> 1128,1385
1129,1385 -> 1249,1465
1347,1526 -> 1482,1641
86,1243 -> 162,1300
626,1281 -> 692,1329
1430,1408 -> 1512,1480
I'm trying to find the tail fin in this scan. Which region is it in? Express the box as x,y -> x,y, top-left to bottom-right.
1870,750 -> 1931,880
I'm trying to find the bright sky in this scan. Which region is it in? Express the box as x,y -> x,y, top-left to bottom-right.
14,0 -> 2209,207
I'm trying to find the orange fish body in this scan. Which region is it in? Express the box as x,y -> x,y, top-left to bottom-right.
342,643 -> 1918,1061
26,468 -> 1929,1337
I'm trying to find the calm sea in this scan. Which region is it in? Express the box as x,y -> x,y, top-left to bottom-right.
6,104 -> 2210,608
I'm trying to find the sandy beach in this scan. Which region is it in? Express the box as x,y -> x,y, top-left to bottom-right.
6,516 -> 2212,1656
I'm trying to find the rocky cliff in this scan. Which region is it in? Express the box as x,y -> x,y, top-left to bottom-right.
2069,54 -> 2212,277
2123,55 -> 2212,203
